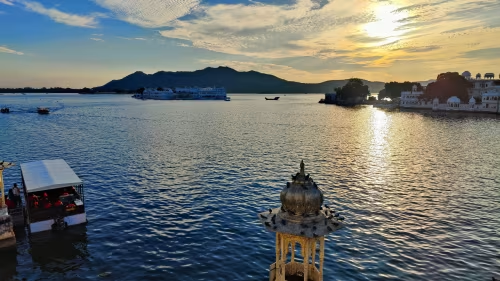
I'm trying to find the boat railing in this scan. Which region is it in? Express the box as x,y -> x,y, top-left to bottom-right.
29,205 -> 85,223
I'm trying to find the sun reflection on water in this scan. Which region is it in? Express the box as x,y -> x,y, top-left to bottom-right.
364,109 -> 392,188
369,109 -> 391,158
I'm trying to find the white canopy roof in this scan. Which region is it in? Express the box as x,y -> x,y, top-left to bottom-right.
20,159 -> 82,193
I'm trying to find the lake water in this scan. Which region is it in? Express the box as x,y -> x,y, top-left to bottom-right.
0,93 -> 499,281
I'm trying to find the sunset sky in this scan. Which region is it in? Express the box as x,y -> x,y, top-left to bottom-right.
1,0 -> 499,88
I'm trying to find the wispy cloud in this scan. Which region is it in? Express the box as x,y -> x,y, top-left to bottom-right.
117,36 -> 147,41
0,0 -> 14,5
21,0 -> 99,28
90,37 -> 104,42
0,46 -> 24,55
158,0 -> 398,59
462,47 -> 500,59
92,33 -> 104,36
94,0 -> 200,28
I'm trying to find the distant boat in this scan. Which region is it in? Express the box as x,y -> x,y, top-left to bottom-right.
265,97 -> 280,100
1,107 -> 9,113
37,107 -> 50,114
225,97 -> 231,101
133,86 -> 227,100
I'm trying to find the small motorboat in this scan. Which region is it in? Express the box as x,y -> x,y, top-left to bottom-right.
37,107 -> 50,114
265,97 -> 280,100
225,97 -> 231,101
1,107 -> 9,113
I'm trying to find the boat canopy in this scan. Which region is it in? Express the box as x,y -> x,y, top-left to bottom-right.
20,159 -> 82,193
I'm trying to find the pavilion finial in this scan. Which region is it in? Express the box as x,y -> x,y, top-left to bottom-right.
258,160 -> 344,281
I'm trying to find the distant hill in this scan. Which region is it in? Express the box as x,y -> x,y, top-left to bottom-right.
94,66 -> 386,94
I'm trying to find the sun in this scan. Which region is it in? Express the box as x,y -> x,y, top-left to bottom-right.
363,5 -> 409,43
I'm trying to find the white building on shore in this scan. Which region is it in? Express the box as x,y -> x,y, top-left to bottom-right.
462,71 -> 500,99
400,85 -> 431,109
399,71 -> 500,113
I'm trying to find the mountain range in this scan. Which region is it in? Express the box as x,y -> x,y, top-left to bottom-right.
95,66 -> 389,94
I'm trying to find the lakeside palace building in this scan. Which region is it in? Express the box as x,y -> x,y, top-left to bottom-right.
400,71 -> 500,113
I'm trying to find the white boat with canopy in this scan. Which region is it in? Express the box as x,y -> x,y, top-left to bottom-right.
21,159 -> 87,233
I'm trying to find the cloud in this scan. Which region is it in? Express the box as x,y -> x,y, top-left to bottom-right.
92,33 -> 104,36
93,0 -> 200,28
159,0 -> 369,59
0,46 -> 24,55
462,47 -> 500,59
90,38 -> 104,42
0,0 -> 13,5
398,45 -> 442,53
21,0 -> 99,28
117,36 -> 147,41
89,0 -> 500,79
154,0 -> 500,69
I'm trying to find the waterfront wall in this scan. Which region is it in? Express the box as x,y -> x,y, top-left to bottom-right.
432,103 -> 498,113
401,101 -> 433,109
401,102 -> 499,113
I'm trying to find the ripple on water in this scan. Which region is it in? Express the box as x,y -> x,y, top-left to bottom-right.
0,94 -> 498,281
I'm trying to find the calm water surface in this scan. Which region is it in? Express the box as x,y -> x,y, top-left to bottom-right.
0,93 -> 499,281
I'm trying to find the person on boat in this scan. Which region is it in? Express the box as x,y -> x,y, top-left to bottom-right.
61,189 -> 69,196
4,196 -> 15,209
33,201 -> 39,209
12,183 -> 21,207
28,193 -> 39,207
66,202 -> 76,210
54,199 -> 63,207
43,201 -> 52,209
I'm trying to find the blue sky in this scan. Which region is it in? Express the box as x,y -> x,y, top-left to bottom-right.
1,0 -> 500,87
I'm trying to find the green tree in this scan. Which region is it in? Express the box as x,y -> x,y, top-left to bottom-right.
380,81 -> 423,100
421,72 -> 472,102
336,78 -> 370,102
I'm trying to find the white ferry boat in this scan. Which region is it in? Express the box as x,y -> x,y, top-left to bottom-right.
20,159 -> 87,233
132,86 -> 227,100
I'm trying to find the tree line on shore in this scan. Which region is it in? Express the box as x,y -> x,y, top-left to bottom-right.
329,71 -> 498,105
0,87 -> 96,93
